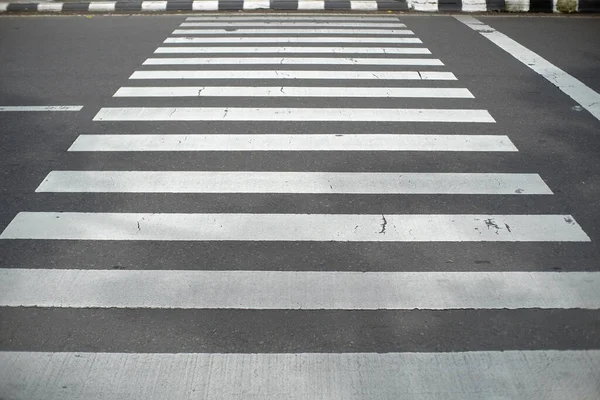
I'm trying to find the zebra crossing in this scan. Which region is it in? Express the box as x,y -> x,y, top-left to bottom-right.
1,14 -> 599,399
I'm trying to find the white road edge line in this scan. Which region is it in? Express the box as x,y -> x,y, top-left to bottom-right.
0,106 -> 83,112
2,351 -> 599,400
1,270 -> 597,309
35,172 -> 551,194
0,213 -> 589,242
456,16 -> 600,122
68,134 -> 517,152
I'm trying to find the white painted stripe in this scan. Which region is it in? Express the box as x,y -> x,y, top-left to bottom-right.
114,87 -> 473,98
154,46 -> 432,54
0,213 -> 588,242
2,351 -> 599,400
192,0 -> 218,10
164,37 -> 423,43
87,1 -> 116,11
2,270 -> 596,309
457,16 -> 600,121
93,108 -> 494,122
36,172 -> 548,194
184,16 -> 400,21
37,2 -> 63,11
243,0 -> 270,9
141,1 -> 167,11
0,3 -> 8,12
179,22 -> 405,27
461,0 -> 487,12
351,0 -> 378,10
68,134 -> 516,152
129,70 -> 456,80
143,57 -> 443,66
0,106 -> 83,112
297,0 -> 325,9
171,28 -> 414,35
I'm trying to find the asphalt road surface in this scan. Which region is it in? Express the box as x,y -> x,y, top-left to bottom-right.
0,13 -> 599,399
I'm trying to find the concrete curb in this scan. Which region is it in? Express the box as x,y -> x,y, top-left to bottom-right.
0,0 -> 598,13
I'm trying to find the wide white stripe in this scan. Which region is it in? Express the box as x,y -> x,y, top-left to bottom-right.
243,0 -> 270,9
92,108 -> 494,122
143,57 -> 443,66
184,16 -> 400,21
297,0 -> 325,9
129,70 -> 456,80
37,2 -> 63,11
457,16 -> 600,121
171,28 -> 414,34
0,106 -> 83,112
164,37 -> 423,43
192,0 -> 218,10
154,46 -> 431,54
94,107 -> 493,122
114,87 -> 473,98
180,22 -> 404,27
141,1 -> 167,11
2,351 -> 599,400
0,213 -> 589,242
87,1 -> 116,11
351,0 -> 378,10
36,172 -> 549,194
68,134 -> 516,152
1,270 -> 596,309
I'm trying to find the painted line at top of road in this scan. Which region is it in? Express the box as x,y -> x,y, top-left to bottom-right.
68,134 -> 516,152
2,351 -> 599,400
142,57 -> 443,66
0,106 -> 83,112
0,269 -> 596,309
0,213 -> 589,242
456,16 -> 600,123
171,29 -> 414,35
179,22 -> 407,28
129,70 -> 457,80
164,37 -> 423,44
92,107 -> 494,122
154,47 -> 432,54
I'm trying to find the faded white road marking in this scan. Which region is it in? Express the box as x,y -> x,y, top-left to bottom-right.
0,213 -> 589,242
1,270 -> 597,309
129,70 -> 456,80
36,172 -> 549,194
457,16 -> 600,122
0,106 -> 83,112
164,37 -> 423,44
154,46 -> 431,54
68,134 -> 515,152
142,57 -> 443,66
92,108 -> 494,122
114,87 -> 472,98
